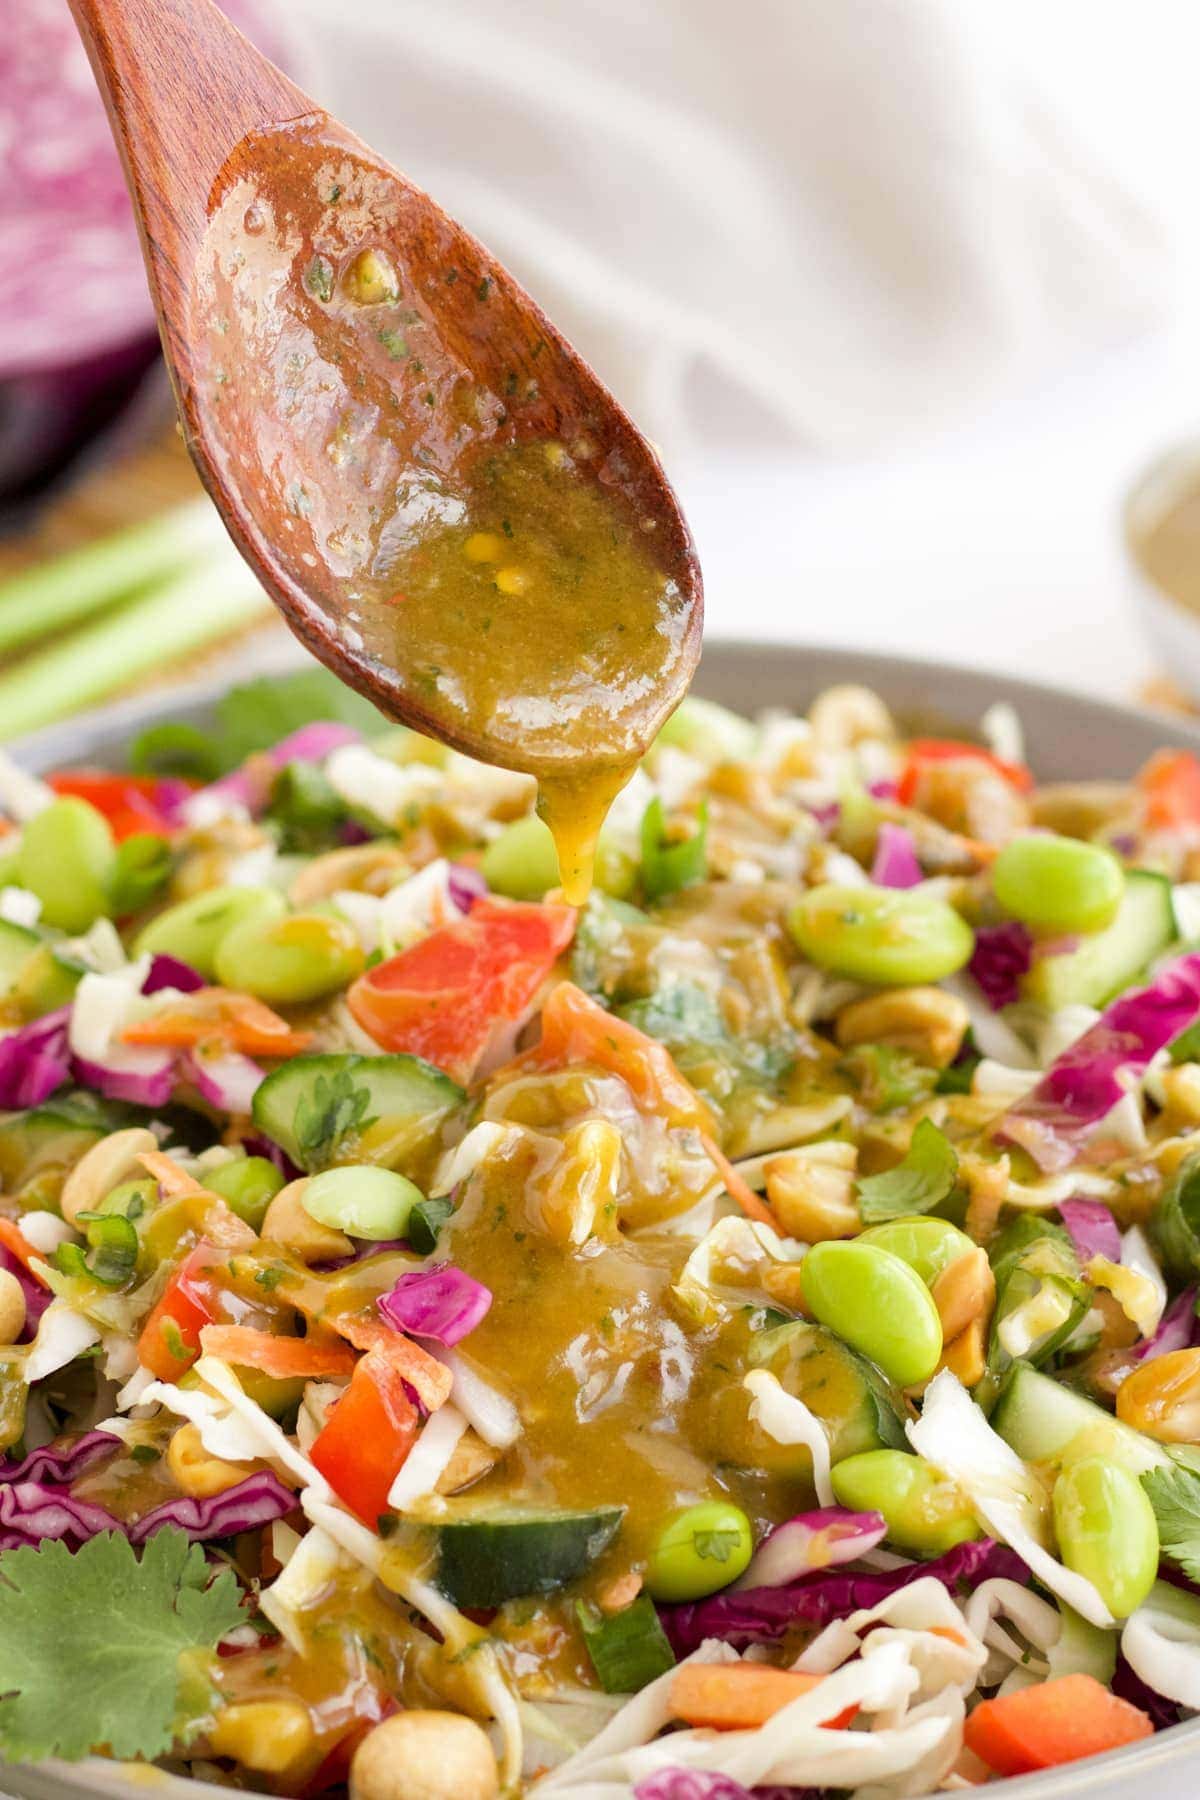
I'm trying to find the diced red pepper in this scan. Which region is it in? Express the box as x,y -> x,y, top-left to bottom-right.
123,988 -> 313,1058
1137,749 -> 1200,831
137,1241 -> 226,1381
48,771 -> 189,840
896,738 -> 1033,808
346,897 -> 575,1084
310,1349 -> 419,1527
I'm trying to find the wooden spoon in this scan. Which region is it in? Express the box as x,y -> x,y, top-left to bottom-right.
68,0 -> 702,895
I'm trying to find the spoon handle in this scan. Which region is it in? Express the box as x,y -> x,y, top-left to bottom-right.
67,0 -> 310,309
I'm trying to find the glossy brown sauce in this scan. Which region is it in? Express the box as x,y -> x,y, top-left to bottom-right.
190,117 -> 700,900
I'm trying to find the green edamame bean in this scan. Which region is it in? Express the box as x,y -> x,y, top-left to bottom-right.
992,835 -> 1124,936
481,815 -> 560,900
831,1449 -> 981,1555
857,1217 -> 975,1287
206,1156 -> 285,1230
214,912 -> 364,1003
301,1165 -> 423,1240
644,1500 -> 754,1602
1052,1455 -> 1159,1619
134,884 -> 285,979
788,885 -> 973,986
17,798 -> 116,932
800,1241 -> 943,1386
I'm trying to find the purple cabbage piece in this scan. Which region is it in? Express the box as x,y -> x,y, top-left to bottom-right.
868,780 -> 899,802
738,1509 -> 886,1590
142,953 -> 205,995
1130,1287 -> 1199,1362
0,1429 -> 121,1487
448,862 -> 488,913
197,721 -> 363,815
998,953 -> 1200,1171
0,1481 -> 120,1549
180,1048 -> 264,1114
661,1539 -> 1027,1657
968,921 -> 1033,1011
378,1264 -> 492,1347
634,1779 -> 819,1800
71,1052 -> 174,1108
1113,1655 -> 1182,1731
241,1133 -> 302,1182
130,1469 -> 295,1545
870,823 -> 922,889
1058,1198 -> 1122,1265
0,1008 -> 72,1109
0,1246 -> 50,1337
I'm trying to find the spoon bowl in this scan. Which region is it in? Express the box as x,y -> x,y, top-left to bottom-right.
68,0 -> 702,816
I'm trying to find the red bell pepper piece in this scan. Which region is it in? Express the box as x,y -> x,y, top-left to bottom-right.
309,1349 -> 420,1526
1137,749 -> 1200,831
48,771 -> 188,840
137,1241 -> 226,1381
896,738 -> 1033,808
346,897 -> 575,1084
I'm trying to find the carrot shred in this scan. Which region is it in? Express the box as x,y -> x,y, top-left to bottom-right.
963,1673 -> 1153,1777
0,1218 -> 52,1287
122,987 -> 312,1057
136,1150 -> 204,1196
199,1324 -> 356,1379
701,1133 -> 777,1227
523,982 -> 715,1133
332,1310 -> 453,1411
669,1663 -> 856,1732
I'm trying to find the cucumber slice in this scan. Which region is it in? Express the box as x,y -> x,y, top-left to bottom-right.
0,919 -> 39,996
11,942 -> 86,1017
433,1507 -> 624,1607
251,1052 -> 464,1172
1022,869 -> 1175,1010
749,1320 -> 908,1457
991,1362 -> 1170,1475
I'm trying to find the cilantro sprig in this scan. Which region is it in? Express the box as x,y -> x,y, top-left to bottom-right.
1143,1461 -> 1200,1583
0,1529 -> 242,1763
855,1118 -> 959,1225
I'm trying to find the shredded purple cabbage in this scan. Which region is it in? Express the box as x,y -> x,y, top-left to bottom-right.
241,1133 -> 302,1182
634,1778 -> 819,1800
1112,1655 -> 1182,1730
661,1539 -> 1027,1656
0,1481 -> 120,1549
195,722 -> 363,816
1058,1198 -> 1122,1265
870,823 -> 922,889
130,1469 -> 295,1544
0,1246 -> 50,1337
0,1429 -> 121,1486
142,953 -> 205,995
179,1048 -> 264,1114
378,1264 -> 492,1346
448,863 -> 488,913
72,1051 -> 174,1108
738,1509 -> 886,1589
968,922 -> 1033,1011
0,1007 -> 71,1108
1131,1287 -> 1199,1362
998,953 -> 1200,1170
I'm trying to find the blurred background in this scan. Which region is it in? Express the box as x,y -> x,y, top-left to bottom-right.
5,0 -> 1200,731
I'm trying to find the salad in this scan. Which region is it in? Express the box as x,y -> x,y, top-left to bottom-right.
0,670 -> 1199,1798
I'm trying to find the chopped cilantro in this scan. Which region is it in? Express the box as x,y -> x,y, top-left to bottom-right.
1143,1463 -> 1200,1581
0,1529 -> 242,1762
293,1066 -> 375,1168
856,1118 -> 959,1225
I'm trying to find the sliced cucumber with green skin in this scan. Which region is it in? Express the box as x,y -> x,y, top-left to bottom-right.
251,1052 -> 464,1172
1021,869 -> 1175,1010
748,1320 -> 908,1458
0,1092 -> 135,1197
433,1507 -> 625,1607
991,1362 -> 1171,1475
11,942 -> 87,1017
0,919 -> 40,996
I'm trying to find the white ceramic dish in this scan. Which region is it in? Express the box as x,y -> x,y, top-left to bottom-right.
2,640 -> 1199,1800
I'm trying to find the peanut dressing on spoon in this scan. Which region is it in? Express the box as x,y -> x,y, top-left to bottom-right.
189,118 -> 700,901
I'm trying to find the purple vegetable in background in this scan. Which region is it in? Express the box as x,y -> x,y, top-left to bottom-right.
870,823 -> 922,889
968,921 -> 1033,1011
379,1265 -> 492,1346
0,1008 -> 72,1109
130,1469 -> 295,1545
1058,1198 -> 1122,1265
735,1509 -> 886,1590
0,1430 -> 121,1487
0,1481 -> 121,1551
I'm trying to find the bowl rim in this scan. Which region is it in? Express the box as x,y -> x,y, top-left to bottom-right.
2,638 -> 1199,1800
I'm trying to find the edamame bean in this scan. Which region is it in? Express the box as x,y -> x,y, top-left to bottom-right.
831,1448 -> 981,1554
214,911 -> 363,1003
800,1241 -> 943,1386
788,885 -> 973,986
644,1500 -> 753,1602
206,1156 -> 285,1230
134,884 -> 284,978
481,814 -> 635,901
992,834 -> 1124,936
17,798 -> 116,932
857,1217 -> 975,1287
301,1165 -> 423,1240
1052,1455 -> 1158,1618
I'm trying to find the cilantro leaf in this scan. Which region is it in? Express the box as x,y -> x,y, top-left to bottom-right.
293,1065 -> 375,1168
0,1528 -> 242,1762
214,670 -> 382,772
1142,1462 -> 1200,1582
856,1118 -> 959,1225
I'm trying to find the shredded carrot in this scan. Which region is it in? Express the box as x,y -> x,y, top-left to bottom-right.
964,1672 -> 1152,1776
701,1133 -> 777,1227
0,1218 -> 51,1287
123,987 -> 312,1057
524,982 -> 715,1133
200,1324 -> 356,1379
136,1150 -> 204,1196
332,1310 -> 453,1411
669,1663 -> 856,1732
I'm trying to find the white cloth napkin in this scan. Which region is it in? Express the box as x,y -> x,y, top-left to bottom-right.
289,0 -> 1168,456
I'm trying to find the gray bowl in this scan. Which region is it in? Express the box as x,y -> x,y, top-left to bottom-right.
3,640 -> 1200,1800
